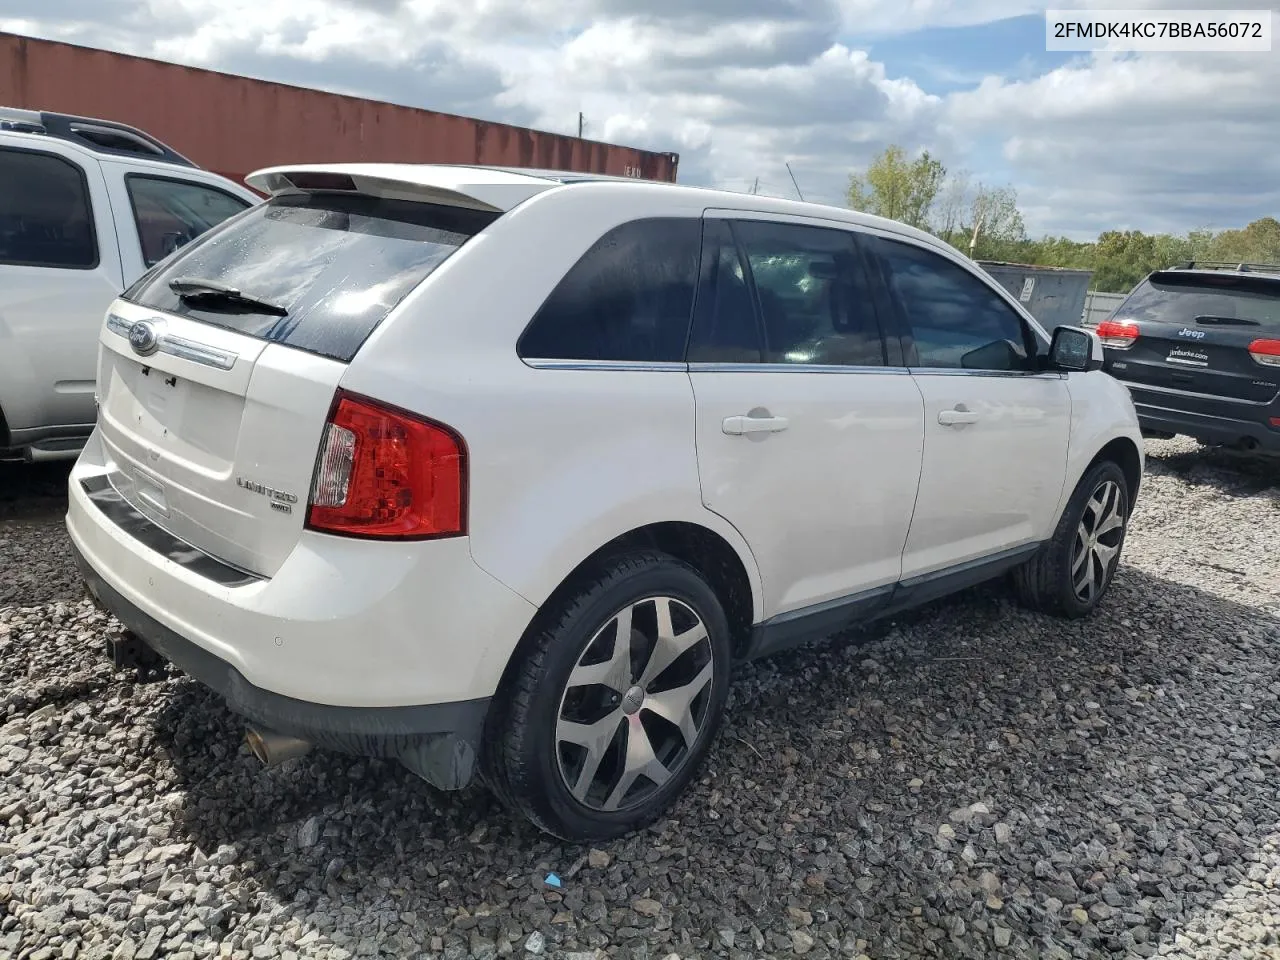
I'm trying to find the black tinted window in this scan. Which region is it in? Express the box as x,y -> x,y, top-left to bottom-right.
736,220 -> 884,366
0,148 -> 97,269
1119,274 -> 1280,332
518,218 -> 700,362
126,193 -> 498,363
873,237 -> 1032,371
126,175 -> 251,267
687,221 -> 761,363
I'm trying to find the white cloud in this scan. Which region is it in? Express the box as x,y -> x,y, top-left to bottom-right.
946,46 -> 1280,235
2,0 -> 1278,237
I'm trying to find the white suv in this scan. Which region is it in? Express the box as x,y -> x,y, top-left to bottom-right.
0,107 -> 258,461
68,163 -> 1143,841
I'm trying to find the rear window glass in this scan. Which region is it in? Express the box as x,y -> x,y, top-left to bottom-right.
125,192 -> 499,362
1119,274 -> 1280,331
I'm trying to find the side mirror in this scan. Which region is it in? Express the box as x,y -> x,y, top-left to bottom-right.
1050,325 -> 1104,372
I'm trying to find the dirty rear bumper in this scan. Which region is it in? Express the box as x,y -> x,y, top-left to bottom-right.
1131,400 -> 1280,453
73,541 -> 490,790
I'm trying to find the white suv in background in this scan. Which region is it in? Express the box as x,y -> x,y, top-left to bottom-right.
68,164 -> 1143,841
0,107 -> 257,461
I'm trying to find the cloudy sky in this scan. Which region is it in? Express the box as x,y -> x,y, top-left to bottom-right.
2,0 -> 1277,238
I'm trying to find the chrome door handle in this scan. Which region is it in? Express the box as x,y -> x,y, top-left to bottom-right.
722,415 -> 790,436
938,406 -> 979,426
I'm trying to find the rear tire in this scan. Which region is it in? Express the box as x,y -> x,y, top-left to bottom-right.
482,551 -> 732,842
1013,460 -> 1130,618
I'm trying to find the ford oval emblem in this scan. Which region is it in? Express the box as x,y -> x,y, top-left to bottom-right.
128,319 -> 161,357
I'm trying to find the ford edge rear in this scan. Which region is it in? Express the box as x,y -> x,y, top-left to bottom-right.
66,166 -> 557,792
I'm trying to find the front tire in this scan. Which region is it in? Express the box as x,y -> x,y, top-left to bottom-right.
482,552 -> 732,842
1013,460 -> 1130,618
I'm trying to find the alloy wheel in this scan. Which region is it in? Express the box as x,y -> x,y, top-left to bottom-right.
555,596 -> 715,812
1071,479 -> 1125,603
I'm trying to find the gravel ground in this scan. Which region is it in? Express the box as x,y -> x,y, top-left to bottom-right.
0,462 -> 82,608
1,439 -> 1278,960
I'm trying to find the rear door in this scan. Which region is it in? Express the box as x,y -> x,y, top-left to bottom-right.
93,188 -> 501,577
1102,271 -> 1280,406
687,213 -> 925,625
0,142 -> 123,435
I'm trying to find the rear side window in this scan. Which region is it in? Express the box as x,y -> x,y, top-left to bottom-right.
871,236 -> 1033,372
735,220 -> 885,366
125,193 -> 499,362
687,221 -> 761,363
1119,274 -> 1280,331
517,218 -> 700,363
0,147 -> 97,269
126,175 -> 251,267
688,220 -> 887,366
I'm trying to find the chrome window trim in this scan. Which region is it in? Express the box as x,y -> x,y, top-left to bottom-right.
688,362 -> 909,375
521,358 -> 688,371
518,357 -> 1065,379
906,367 -> 1065,379
105,312 -> 238,371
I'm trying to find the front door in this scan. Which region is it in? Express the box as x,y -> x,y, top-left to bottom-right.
863,233 -> 1071,580
687,214 -> 925,625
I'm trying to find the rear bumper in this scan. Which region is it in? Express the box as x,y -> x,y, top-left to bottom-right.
75,541 -> 489,788
66,429 -> 540,787
1128,397 -> 1280,452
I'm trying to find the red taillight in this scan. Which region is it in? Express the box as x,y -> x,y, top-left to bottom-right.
306,391 -> 466,539
1095,319 -> 1140,349
1247,338 -> 1280,367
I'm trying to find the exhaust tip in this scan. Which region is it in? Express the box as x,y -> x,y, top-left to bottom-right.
245,727 -> 270,765
245,726 -> 313,767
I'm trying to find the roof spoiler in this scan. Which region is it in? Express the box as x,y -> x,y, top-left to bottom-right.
245,164 -> 561,213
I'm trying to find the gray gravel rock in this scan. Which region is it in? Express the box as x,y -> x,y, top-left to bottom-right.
2,440 -> 1279,959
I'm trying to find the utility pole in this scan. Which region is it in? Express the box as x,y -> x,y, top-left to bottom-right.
750,176 -> 759,195
785,162 -> 804,201
968,213 -> 985,258
578,112 -> 584,138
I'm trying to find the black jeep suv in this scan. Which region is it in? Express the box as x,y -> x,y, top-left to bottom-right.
1097,261 -> 1280,454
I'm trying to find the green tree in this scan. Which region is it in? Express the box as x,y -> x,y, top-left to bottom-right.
1205,217 -> 1280,265
847,145 -> 947,229
1090,231 -> 1166,292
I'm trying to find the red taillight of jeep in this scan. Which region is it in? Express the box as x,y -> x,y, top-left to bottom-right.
306,391 -> 466,539
1247,338 -> 1280,368
1095,319 -> 1140,349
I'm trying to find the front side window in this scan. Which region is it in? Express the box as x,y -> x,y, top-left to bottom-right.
517,218 -> 701,363
871,236 -> 1033,372
0,147 -> 97,269
126,175 -> 251,267
126,192 -> 499,363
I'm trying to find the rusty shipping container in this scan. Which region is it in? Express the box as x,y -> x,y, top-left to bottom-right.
0,32 -> 680,187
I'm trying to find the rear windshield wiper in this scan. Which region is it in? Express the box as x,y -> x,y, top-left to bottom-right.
169,277 -> 288,316
1195,315 -> 1260,326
